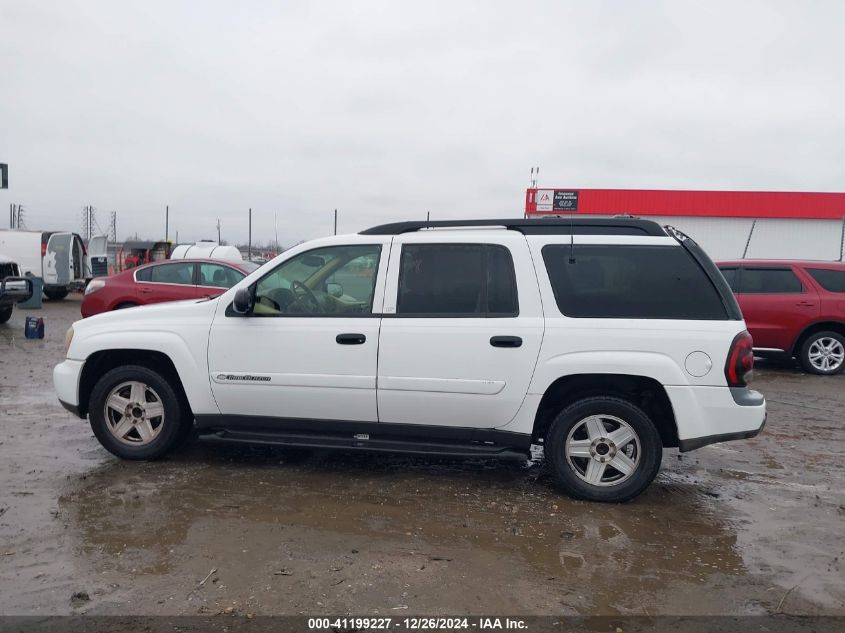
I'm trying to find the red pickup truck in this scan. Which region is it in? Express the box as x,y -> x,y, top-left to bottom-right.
717,260 -> 845,375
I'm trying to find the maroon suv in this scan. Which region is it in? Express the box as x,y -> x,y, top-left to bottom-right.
716,260 -> 845,375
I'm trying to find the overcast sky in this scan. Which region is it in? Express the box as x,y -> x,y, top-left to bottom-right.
1,0 -> 843,246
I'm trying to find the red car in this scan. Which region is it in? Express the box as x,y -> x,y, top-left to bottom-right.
81,258 -> 259,318
717,260 -> 845,375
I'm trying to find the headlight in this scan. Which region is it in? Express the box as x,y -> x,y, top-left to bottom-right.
84,279 -> 106,295
64,326 -> 74,354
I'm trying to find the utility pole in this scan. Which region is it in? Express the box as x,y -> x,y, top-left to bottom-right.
110,212 -> 117,270
10,204 -> 25,229
81,205 -> 96,240
274,212 -> 279,255
248,208 -> 252,262
216,218 -> 221,244
165,205 -> 169,242
334,209 -> 337,235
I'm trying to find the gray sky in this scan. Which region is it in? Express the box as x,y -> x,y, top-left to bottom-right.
2,0 -> 843,246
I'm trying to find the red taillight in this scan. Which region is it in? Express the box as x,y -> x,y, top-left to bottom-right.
41,242 -> 47,257
725,330 -> 754,387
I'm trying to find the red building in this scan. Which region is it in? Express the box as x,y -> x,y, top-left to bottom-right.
524,188 -> 845,261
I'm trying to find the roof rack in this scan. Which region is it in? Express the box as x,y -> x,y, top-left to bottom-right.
360,218 -> 666,236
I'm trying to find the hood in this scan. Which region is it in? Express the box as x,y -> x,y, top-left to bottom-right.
73,296 -> 221,335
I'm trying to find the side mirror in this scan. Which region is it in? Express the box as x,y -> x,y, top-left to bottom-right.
232,287 -> 254,315
326,282 -> 343,298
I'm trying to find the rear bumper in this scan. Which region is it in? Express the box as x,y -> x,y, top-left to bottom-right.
665,385 -> 767,452
678,414 -> 766,451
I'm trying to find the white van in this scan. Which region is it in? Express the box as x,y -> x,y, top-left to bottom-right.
0,230 -> 91,300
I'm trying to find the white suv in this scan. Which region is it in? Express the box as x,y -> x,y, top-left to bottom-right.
54,218 -> 766,502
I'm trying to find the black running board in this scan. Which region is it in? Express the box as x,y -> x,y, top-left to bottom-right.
203,428 -> 530,461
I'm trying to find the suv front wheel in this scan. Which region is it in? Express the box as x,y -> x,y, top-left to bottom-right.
88,365 -> 189,460
545,397 -> 663,502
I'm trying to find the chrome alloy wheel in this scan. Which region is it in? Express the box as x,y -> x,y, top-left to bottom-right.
103,381 -> 165,445
565,414 -> 641,487
808,337 -> 845,373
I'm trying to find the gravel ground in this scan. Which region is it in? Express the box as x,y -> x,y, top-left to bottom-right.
0,296 -> 843,616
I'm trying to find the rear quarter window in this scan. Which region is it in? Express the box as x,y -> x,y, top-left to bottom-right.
542,244 -> 728,320
807,268 -> 845,293
717,267 -> 740,292
134,267 -> 152,282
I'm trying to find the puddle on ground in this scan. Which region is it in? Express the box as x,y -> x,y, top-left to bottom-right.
57,441 -> 746,613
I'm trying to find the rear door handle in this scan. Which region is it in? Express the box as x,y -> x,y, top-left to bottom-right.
796,301 -> 816,307
140,287 -> 154,294
336,333 -> 366,345
490,336 -> 522,348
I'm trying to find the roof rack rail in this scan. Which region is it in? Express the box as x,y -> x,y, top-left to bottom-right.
360,218 -> 666,236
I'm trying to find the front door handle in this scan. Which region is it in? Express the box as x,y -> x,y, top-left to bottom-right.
796,301 -> 816,307
490,336 -> 522,348
336,333 -> 366,345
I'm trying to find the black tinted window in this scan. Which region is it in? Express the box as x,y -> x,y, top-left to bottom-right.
150,262 -> 195,285
807,268 -> 845,293
397,244 -> 518,316
738,268 -> 803,294
718,267 -> 740,291
542,244 -> 728,320
134,267 -> 152,282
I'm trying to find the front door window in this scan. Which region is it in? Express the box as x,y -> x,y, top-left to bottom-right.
253,245 -> 381,315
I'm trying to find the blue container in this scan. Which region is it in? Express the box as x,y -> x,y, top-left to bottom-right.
25,316 -> 45,339
17,276 -> 43,309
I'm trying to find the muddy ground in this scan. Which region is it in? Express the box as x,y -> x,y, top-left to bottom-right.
0,296 -> 842,617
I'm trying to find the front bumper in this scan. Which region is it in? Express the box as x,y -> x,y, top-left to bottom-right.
53,359 -> 85,418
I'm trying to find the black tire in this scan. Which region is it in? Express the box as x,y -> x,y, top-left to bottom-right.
0,306 -> 12,324
545,396 -> 663,502
44,287 -> 69,301
799,331 -> 845,375
88,365 -> 189,460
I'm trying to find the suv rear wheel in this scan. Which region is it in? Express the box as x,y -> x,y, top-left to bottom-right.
800,331 -> 845,375
545,396 -> 662,502
0,306 -> 12,324
88,365 -> 189,460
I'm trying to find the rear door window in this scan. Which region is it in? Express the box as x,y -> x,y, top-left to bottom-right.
148,262 -> 196,285
737,268 -> 803,294
542,244 -> 728,319
396,244 -> 518,316
807,268 -> 845,293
